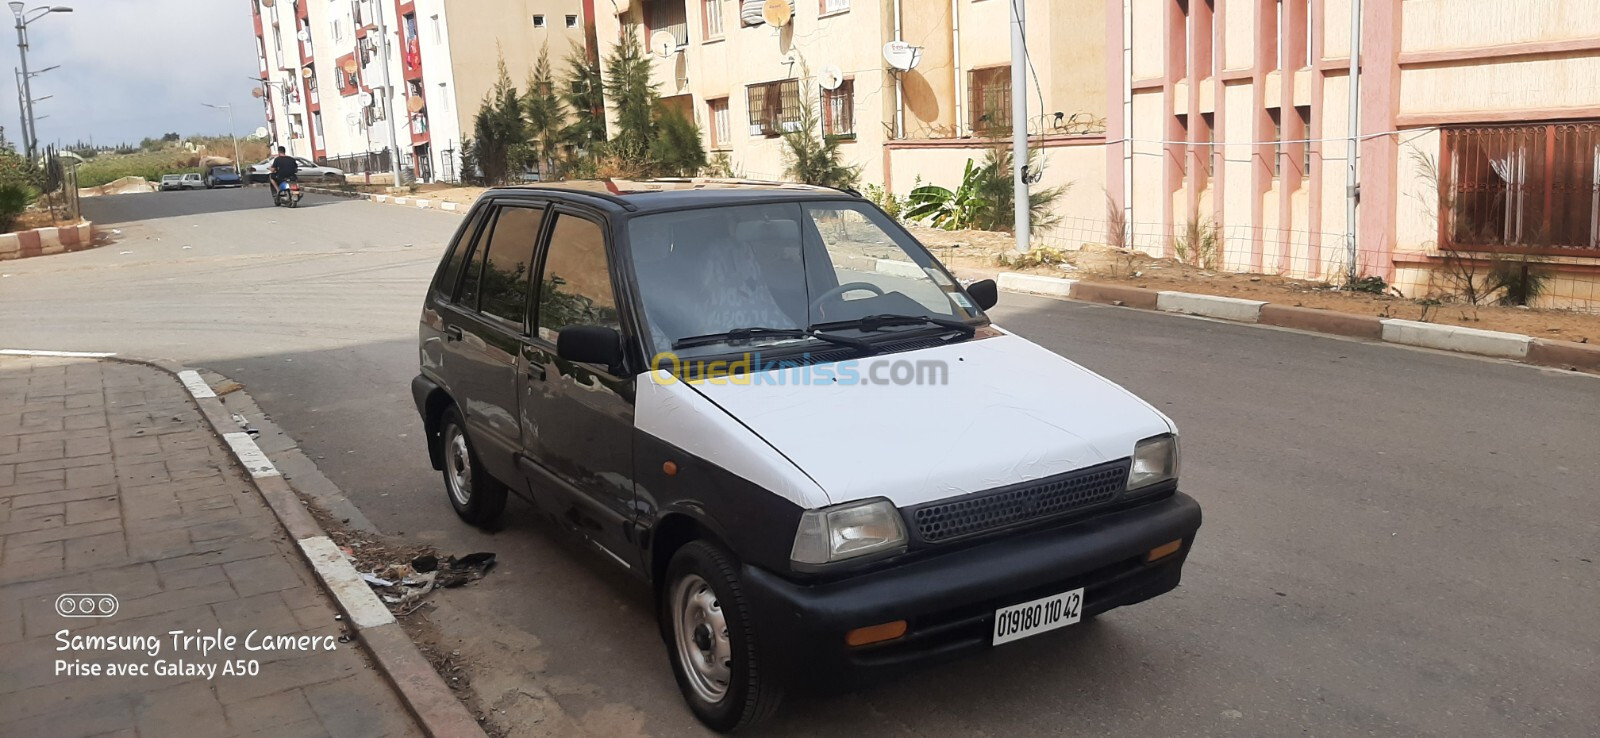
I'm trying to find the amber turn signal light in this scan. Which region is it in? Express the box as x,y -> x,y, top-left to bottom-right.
845,620 -> 908,647
1147,539 -> 1183,562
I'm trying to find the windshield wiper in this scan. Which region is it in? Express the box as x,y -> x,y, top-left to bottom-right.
672,327 -> 806,350
809,313 -> 978,336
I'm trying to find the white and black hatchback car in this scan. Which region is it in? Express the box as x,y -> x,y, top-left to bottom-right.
412,180 -> 1202,731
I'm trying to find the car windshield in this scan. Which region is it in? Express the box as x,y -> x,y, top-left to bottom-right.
213,167 -> 236,174
626,200 -> 982,359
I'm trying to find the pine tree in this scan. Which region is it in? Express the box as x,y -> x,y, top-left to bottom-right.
650,105 -> 706,177
470,55 -> 526,184
561,43 -> 607,147
781,86 -> 861,189
603,30 -> 657,160
523,43 -> 567,180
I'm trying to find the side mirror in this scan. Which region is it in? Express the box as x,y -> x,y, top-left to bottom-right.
965,279 -> 999,311
556,325 -> 623,368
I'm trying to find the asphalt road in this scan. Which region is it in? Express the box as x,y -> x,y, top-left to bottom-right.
3,187 -> 1596,736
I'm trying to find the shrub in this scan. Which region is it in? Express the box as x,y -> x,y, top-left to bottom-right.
780,91 -> 860,189
0,183 -> 31,232
651,105 -> 707,177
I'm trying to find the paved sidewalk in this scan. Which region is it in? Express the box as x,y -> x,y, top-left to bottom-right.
0,356 -> 422,738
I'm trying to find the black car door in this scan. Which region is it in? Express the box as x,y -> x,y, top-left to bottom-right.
519,207 -> 640,570
438,201 -> 548,494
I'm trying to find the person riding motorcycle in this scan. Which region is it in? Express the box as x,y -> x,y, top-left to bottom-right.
268,146 -> 299,198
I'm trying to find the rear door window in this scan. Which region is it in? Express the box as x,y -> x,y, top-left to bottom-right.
476,206 -> 547,326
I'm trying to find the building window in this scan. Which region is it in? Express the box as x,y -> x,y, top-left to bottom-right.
1268,108 -> 1283,178
566,14 -> 578,28
532,14 -> 545,28
1442,121 -> 1600,254
820,0 -> 850,14
746,79 -> 801,136
822,79 -> 854,138
431,15 -> 442,44
702,0 -> 724,39
332,19 -> 342,42
1200,112 -> 1215,178
969,67 -> 1011,134
649,0 -> 688,46
1296,105 -> 1311,177
707,97 -> 730,149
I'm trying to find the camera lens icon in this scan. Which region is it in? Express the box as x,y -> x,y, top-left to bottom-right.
56,594 -> 119,618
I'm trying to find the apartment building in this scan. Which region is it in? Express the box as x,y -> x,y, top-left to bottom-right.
1115,0 -> 1600,308
592,0 -> 1110,223
250,0 -> 458,182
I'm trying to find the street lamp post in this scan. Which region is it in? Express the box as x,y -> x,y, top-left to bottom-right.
9,3 -> 71,160
202,103 -> 242,170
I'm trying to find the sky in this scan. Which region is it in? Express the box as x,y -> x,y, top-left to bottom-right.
0,0 -> 261,148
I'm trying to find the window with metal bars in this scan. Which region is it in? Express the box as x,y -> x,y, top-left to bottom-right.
822,80 -> 854,139
746,79 -> 801,137
702,0 -> 724,38
1441,121 -> 1600,255
969,67 -> 1011,134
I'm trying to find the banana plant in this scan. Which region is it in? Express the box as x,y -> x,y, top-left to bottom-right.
904,158 -> 991,231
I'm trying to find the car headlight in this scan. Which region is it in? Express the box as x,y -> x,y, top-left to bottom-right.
790,498 -> 907,567
1128,434 -> 1180,491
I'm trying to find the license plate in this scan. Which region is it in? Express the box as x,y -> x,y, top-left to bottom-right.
992,587 -> 1084,645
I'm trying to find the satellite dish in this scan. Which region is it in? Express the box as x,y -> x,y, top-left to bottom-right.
359,91 -> 374,107
254,126 -> 268,138
883,41 -> 922,71
818,65 -> 844,91
407,95 -> 425,113
261,0 -> 273,6
296,30 -> 310,43
761,0 -> 793,27
649,30 -> 678,58
779,50 -> 798,67
250,87 -> 264,98
300,67 -> 313,79
341,57 -> 359,74
345,112 -> 359,125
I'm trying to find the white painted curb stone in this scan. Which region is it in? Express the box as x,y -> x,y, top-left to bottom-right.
392,197 -> 409,206
414,199 -> 432,209
298,536 -> 397,629
874,259 -> 925,279
1380,319 -> 1531,358
374,194 -> 389,203
223,432 -> 281,478
998,272 -> 1076,297
441,201 -> 459,212
1157,291 -> 1267,322
177,370 -> 216,398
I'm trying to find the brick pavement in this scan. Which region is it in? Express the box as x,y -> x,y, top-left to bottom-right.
0,356 -> 423,738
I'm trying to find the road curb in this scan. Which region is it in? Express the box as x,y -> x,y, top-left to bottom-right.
0,348 -> 488,738
995,271 -> 1599,373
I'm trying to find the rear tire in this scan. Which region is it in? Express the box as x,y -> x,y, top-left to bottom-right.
438,406 -> 507,528
662,541 -> 783,732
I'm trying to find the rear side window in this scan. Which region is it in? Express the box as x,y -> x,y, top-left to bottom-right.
535,214 -> 619,342
477,206 -> 547,325
435,207 -> 489,300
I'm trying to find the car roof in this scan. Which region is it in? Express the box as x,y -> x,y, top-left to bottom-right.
483,178 -> 860,214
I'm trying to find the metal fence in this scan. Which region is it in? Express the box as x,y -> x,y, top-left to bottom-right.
318,148 -> 393,177
1023,214 -> 1600,312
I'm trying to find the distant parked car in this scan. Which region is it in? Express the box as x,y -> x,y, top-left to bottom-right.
159,173 -> 205,191
247,157 -> 346,184
204,164 -> 243,189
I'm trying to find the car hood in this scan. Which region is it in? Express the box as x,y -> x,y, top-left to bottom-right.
685,330 -> 1175,508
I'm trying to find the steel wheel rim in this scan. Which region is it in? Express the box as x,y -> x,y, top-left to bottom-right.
672,573 -> 731,704
445,427 -> 472,507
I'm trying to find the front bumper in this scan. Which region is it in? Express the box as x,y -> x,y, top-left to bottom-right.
741,491 -> 1201,691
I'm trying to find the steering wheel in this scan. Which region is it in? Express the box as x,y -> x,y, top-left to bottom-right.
809,282 -> 886,319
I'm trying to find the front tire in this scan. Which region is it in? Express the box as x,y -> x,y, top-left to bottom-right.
662,541 -> 782,732
438,406 -> 507,528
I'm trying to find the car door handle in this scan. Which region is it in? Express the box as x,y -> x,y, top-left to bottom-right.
528,364 -> 547,381
444,325 -> 463,342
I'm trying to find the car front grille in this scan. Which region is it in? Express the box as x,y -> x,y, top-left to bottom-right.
908,459 -> 1131,543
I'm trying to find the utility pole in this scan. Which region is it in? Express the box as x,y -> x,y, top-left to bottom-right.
203,103 -> 242,170
10,3 -> 71,161
372,2 -> 402,188
1344,0 -> 1362,284
1009,0 -> 1030,253
13,67 -> 28,154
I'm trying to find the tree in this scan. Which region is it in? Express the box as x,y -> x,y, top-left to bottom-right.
603,30 -> 657,160
905,144 -> 1068,233
650,104 -> 706,176
470,55 -> 526,184
561,43 -> 607,148
523,43 -> 567,180
780,85 -> 860,189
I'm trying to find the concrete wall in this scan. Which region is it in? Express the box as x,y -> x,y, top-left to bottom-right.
443,0 -> 588,141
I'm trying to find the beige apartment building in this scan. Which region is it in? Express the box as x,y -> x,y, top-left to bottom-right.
1115,0 -> 1600,308
592,0 -> 1111,224
440,0 -> 590,146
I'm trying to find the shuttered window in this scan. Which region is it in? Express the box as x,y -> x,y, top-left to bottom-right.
1442,121 -> 1600,255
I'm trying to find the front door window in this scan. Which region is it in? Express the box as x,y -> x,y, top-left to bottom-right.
535,214 -> 620,343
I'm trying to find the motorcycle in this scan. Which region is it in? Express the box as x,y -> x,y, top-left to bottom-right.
272,178 -> 302,208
